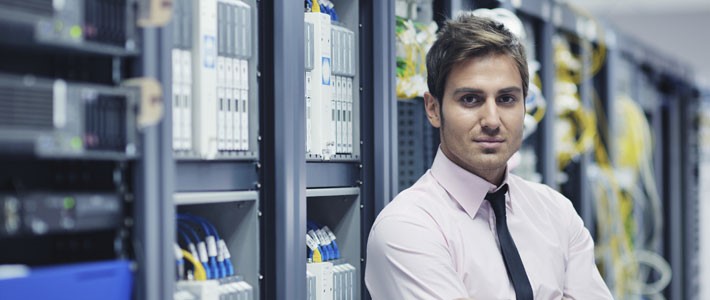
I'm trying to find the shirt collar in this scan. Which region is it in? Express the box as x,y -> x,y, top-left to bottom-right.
430,148 -> 513,219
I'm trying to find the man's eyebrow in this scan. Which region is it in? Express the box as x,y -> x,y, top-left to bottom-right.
451,86 -> 522,95
452,87 -> 484,95
498,87 -> 522,94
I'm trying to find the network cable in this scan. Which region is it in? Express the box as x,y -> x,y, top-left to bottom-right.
322,226 -> 341,260
307,222 -> 330,261
180,214 -> 236,278
175,244 -> 185,280
305,0 -> 339,21
182,248 -> 207,281
177,222 -> 202,272
178,214 -> 223,278
588,90 -> 671,299
307,221 -> 341,262
177,214 -> 235,279
178,222 -> 210,279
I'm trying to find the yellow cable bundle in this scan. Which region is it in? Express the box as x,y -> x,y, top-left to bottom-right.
587,89 -> 635,298
311,0 -> 320,13
553,36 -> 598,170
590,91 -> 670,299
181,249 -> 207,281
312,247 -> 323,263
616,95 -> 653,170
554,3 -> 607,85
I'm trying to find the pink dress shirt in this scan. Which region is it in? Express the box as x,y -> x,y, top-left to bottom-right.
365,150 -> 612,299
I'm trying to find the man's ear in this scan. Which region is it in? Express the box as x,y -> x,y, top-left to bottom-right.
424,92 -> 441,128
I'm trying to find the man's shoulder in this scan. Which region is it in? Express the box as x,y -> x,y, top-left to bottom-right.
374,172 -> 449,225
379,183 -> 440,218
509,173 -> 559,194
508,173 -> 574,210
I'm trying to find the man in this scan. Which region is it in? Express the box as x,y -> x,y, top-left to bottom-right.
365,13 -> 612,300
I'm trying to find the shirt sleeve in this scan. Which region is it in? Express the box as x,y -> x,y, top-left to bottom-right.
365,213 -> 468,300
560,195 -> 614,299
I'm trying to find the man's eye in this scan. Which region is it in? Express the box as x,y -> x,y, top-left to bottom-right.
498,95 -> 517,103
461,95 -> 480,104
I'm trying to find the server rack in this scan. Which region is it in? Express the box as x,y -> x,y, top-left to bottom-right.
163,0 -> 261,299
261,0 -> 396,299
0,1 -> 173,299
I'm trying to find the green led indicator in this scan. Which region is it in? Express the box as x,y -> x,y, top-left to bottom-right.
70,26 -> 82,38
54,21 -> 64,33
70,137 -> 82,150
63,197 -> 75,209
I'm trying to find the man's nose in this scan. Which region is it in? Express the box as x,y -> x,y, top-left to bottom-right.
480,98 -> 501,131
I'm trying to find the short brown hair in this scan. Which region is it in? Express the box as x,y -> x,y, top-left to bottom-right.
426,13 -> 529,102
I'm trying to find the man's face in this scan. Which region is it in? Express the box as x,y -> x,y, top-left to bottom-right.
424,54 -> 525,184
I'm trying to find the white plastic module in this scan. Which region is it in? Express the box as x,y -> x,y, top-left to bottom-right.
171,0 -> 191,152
234,55 -> 242,150
305,12 -> 335,160
217,55 -> 226,151
305,20 -> 315,154
174,278 -> 254,300
186,0 -> 253,158
329,24 -> 356,156
346,77 -> 353,154
192,0 -> 218,158
173,48 -> 183,150
306,270 -> 317,300
239,59 -> 249,151
182,50 -> 194,152
306,262 -> 334,300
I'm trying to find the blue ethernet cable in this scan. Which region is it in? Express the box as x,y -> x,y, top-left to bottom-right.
177,228 -> 192,245
178,217 -> 219,279
307,222 -> 327,261
307,221 -> 334,261
174,244 -> 185,280
178,222 -> 202,261
307,229 -> 327,261
175,223 -> 205,279
322,226 -> 341,260
178,223 -> 203,260
218,239 -> 235,276
331,9 -> 339,22
178,218 -> 216,279
181,214 -> 228,278
306,222 -> 327,260
331,239 -> 340,259
178,214 -> 228,278
178,222 -> 200,244
178,215 -> 213,237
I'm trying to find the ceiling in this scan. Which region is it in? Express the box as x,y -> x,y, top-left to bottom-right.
568,0 -> 710,87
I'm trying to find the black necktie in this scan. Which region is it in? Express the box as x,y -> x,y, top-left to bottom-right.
486,184 -> 534,300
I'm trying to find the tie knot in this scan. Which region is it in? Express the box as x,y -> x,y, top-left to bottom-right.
485,183 -> 508,201
485,183 -> 509,216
